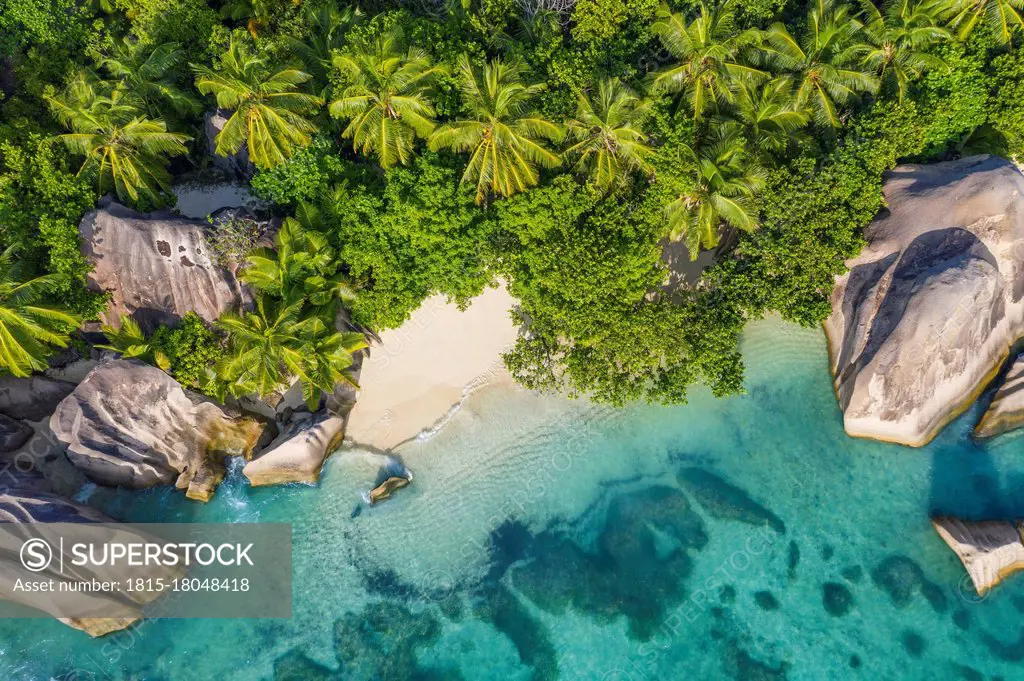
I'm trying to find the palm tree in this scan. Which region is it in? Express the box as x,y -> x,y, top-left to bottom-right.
287,3 -> 362,93
194,37 -> 323,169
240,213 -> 333,298
97,314 -> 171,370
563,78 -> 655,188
861,0 -> 951,100
429,55 -> 563,204
220,0 -> 274,39
0,248 -> 82,377
760,0 -> 879,127
931,0 -> 1024,43
650,1 -> 765,119
329,27 -> 441,168
721,77 -> 810,157
97,40 -> 200,118
291,316 -> 366,408
664,126 -> 766,259
46,73 -> 190,204
216,294 -> 366,407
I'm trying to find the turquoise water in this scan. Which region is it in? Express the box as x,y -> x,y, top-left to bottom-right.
3,318 -> 1024,681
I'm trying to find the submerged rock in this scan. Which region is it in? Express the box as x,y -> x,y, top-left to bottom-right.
822,582 -> 854,617
723,646 -> 789,681
902,630 -> 926,658
825,155 -> 1024,446
870,554 -> 945,611
677,467 -> 786,534
476,583 -> 558,681
244,412 -> 344,487
932,516 -> 1024,596
80,201 -> 252,329
510,486 -> 706,640
975,355 -> 1024,439
754,591 -> 780,611
0,485 -> 180,637
333,601 -> 457,680
50,360 -> 264,501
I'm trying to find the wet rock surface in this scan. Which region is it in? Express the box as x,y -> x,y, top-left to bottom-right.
50,359 -> 264,501
975,355 -> 1024,439
243,412 -> 344,487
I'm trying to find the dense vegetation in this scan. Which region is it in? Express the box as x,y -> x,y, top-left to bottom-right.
0,0 -> 1021,404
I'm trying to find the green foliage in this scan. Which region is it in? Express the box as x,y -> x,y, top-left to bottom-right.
99,312 -> 227,390
911,38 -> 991,158
329,151 -> 495,329
46,72 -> 191,206
152,312 -> 225,389
330,25 -> 441,168
113,0 -> 218,52
98,314 -> 172,369
563,78 -> 655,187
497,176 -> 744,404
250,136 -> 347,207
0,134 -> 106,318
989,48 -> 1024,158
711,99 -> 927,326
194,36 -> 323,169
216,294 -> 367,407
664,125 -> 767,257
429,55 -> 563,203
572,0 -> 659,45
4,0 -> 1021,406
0,246 -> 82,377
0,0 -> 91,55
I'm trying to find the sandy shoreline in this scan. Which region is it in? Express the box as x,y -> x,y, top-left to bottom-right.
344,286 -> 520,451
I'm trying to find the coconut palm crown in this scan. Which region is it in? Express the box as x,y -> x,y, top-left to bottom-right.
0,248 -> 82,377
564,78 -> 655,188
194,37 -> 323,169
429,55 -> 563,204
650,1 -> 766,119
46,72 -> 190,204
664,126 -> 767,259
329,26 -> 441,168
760,0 -> 879,127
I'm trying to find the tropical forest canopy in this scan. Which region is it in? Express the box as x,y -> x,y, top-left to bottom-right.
0,0 -> 1022,404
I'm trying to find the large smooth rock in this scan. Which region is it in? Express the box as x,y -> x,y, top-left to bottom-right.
932,517 -> 1024,596
825,155 -> 1024,446
0,485 -> 179,637
0,376 -> 75,421
976,355 -> 1024,438
80,202 -> 251,329
50,360 -> 264,501
243,412 -> 344,486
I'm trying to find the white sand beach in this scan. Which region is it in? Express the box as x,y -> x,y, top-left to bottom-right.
344,285 -> 520,451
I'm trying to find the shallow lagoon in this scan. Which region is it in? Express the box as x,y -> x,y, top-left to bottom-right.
2,318 -> 1023,681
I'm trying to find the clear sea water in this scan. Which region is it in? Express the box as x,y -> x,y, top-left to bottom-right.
3,318 -> 1024,681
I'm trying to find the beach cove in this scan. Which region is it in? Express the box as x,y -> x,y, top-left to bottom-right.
1,316 -> 1022,681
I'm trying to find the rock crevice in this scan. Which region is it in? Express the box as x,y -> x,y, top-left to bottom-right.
825,155 -> 1024,446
